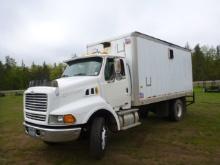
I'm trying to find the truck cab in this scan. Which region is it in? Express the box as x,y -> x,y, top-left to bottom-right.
23,54 -> 139,159
62,55 -> 131,110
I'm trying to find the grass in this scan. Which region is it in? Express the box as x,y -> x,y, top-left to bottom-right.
0,88 -> 220,165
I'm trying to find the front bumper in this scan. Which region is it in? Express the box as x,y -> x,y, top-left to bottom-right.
23,122 -> 81,142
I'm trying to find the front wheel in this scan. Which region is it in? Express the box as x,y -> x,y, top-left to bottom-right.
89,117 -> 108,159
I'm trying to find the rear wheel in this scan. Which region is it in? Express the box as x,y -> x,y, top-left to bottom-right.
89,117 -> 108,159
169,99 -> 185,121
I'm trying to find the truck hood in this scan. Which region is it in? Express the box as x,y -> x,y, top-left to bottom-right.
56,76 -> 99,96
25,76 -> 99,96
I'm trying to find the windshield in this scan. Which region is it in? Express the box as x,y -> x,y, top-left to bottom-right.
62,57 -> 103,77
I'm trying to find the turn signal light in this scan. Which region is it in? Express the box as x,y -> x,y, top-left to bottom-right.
63,114 -> 76,124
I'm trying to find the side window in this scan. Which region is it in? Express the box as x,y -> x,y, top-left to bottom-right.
168,49 -> 174,59
115,58 -> 126,80
104,58 -> 115,81
119,59 -> 125,77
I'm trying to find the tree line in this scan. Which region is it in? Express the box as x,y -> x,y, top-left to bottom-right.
0,44 -> 220,90
0,56 -> 65,90
192,45 -> 220,81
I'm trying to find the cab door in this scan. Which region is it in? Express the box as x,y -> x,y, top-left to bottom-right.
101,57 -> 131,109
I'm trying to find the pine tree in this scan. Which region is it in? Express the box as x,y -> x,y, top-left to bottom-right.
192,45 -> 206,81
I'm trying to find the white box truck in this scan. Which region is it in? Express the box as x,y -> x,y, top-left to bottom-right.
23,31 -> 194,159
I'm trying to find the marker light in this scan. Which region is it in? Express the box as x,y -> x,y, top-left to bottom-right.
95,87 -> 99,94
63,114 -> 76,124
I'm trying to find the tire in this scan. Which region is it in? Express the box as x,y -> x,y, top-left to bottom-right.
89,117 -> 108,159
169,99 -> 185,121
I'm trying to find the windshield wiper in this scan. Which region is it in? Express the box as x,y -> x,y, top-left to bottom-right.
74,73 -> 86,76
61,74 -> 69,77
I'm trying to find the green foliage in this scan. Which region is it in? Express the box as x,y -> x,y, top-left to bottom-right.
192,45 -> 206,80
0,57 -> 65,90
50,63 -> 66,80
192,44 -> 220,81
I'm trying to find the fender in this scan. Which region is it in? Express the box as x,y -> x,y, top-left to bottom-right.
50,96 -> 121,130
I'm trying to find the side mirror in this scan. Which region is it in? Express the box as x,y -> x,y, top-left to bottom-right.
114,59 -> 121,74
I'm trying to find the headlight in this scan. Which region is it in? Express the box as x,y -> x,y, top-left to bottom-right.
49,114 -> 76,125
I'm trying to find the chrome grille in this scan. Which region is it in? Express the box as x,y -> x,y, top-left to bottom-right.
26,112 -> 46,121
25,93 -> 47,112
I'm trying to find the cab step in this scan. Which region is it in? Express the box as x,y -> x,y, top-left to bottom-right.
120,122 -> 141,130
117,109 -> 141,130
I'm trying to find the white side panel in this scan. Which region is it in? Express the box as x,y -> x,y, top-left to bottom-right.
86,34 -> 193,106
136,37 -> 193,101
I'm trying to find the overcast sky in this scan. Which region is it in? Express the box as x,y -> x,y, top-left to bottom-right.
0,0 -> 219,66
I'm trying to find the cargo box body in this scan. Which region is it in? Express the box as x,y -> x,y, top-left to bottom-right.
87,32 -> 193,106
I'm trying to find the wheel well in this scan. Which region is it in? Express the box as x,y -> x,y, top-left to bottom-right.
87,109 -> 118,132
170,97 -> 186,106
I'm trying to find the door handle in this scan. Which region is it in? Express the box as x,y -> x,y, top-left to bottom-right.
126,88 -> 128,93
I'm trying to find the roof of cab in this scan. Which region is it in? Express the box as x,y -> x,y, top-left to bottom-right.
64,54 -> 123,63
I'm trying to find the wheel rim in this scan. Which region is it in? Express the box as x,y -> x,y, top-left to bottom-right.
176,103 -> 182,118
101,126 -> 107,150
